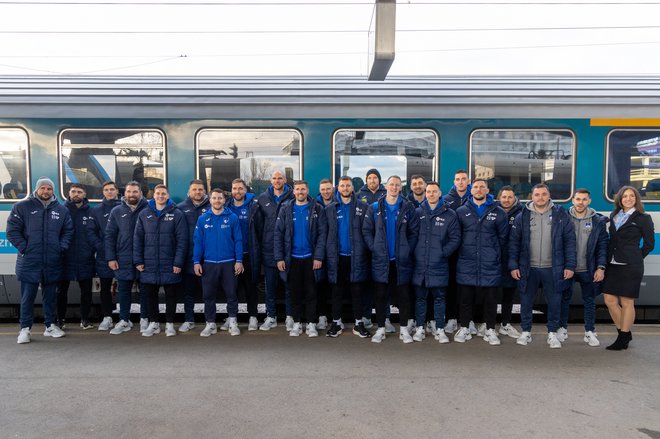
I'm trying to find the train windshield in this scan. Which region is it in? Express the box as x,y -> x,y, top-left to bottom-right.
607,130 -> 660,201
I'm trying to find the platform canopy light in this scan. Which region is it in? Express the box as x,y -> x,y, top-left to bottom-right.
368,0 -> 396,81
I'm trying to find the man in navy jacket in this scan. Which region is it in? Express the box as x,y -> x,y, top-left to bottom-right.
86,180 -> 121,331
194,189 -> 243,337
58,183 -> 95,330
275,180 -> 327,337
105,181 -> 148,335
363,175 -> 419,344
325,176 -> 371,338
560,189 -> 608,347
134,184 -> 188,337
407,174 -> 426,208
177,179 -> 210,333
9,177 -> 73,344
315,178 -> 335,330
509,183 -> 577,349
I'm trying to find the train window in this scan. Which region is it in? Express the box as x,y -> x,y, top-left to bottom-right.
470,129 -> 575,201
606,130 -> 660,201
0,128 -> 29,201
196,129 -> 302,194
332,129 -> 437,193
59,129 -> 165,200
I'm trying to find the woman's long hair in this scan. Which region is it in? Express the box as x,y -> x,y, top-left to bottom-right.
613,185 -> 645,215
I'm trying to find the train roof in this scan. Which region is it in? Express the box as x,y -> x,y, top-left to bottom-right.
1,75 -> 660,119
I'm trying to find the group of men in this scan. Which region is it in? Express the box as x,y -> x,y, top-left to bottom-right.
9,168 -> 608,349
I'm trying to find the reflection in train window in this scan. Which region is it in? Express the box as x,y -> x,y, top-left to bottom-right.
196,129 -> 302,194
470,129 -> 575,201
59,129 -> 165,200
0,128 -> 29,201
607,129 -> 660,201
333,129 -> 437,194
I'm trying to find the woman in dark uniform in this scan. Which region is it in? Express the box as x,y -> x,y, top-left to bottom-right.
602,186 -> 655,350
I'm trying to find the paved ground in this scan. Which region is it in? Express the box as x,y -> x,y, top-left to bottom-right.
1,322 -> 659,439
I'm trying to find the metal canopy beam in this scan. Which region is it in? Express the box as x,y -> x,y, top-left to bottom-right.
368,0 -> 396,81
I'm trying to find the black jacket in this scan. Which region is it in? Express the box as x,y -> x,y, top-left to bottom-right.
607,210 -> 655,266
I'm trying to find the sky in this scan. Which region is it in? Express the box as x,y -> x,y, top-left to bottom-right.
1,0 -> 660,77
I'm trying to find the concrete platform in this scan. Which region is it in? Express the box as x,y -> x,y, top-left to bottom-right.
1,323 -> 659,439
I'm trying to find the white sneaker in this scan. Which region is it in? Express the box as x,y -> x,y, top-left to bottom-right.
109,320 -> 132,335
362,318 -> 374,329
229,318 -> 240,336
444,319 -> 458,333
454,327 -> 472,343
557,327 -> 568,342
477,322 -> 487,337
435,328 -> 450,344
468,321 -> 477,335
371,327 -> 386,343
17,328 -> 30,344
200,322 -> 217,337
516,331 -> 532,346
547,332 -> 562,349
220,318 -> 230,331
248,316 -> 259,331
289,322 -> 302,337
285,316 -> 294,331
483,328 -> 501,346
413,326 -> 426,342
178,321 -> 195,332
259,317 -> 277,331
384,318 -> 396,333
98,317 -> 113,331
140,318 -> 149,333
399,327 -> 413,344
584,331 -> 600,347
406,319 -> 416,334
43,324 -> 65,338
165,323 -> 176,337
499,323 -> 521,339
317,316 -> 328,330
142,322 -> 161,337
306,322 -> 318,338
426,320 -> 438,335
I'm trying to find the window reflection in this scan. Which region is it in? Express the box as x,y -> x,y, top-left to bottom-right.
0,128 -> 29,200
607,130 -> 660,200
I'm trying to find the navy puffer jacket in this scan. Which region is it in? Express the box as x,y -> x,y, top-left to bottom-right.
456,195 -> 509,287
177,196 -> 210,275
227,193 -> 262,282
412,200 -> 461,288
86,198 -> 121,278
274,196 -> 327,282
443,185 -> 470,211
104,197 -> 147,281
133,200 -> 188,285
62,199 -> 96,281
356,184 -> 386,205
496,200 -> 523,288
325,192 -> 370,284
508,203 -> 577,293
255,185 -> 293,268
362,196 -> 419,285
7,194 -> 74,284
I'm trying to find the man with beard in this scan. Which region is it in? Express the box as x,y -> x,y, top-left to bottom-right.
314,178 -> 335,330
407,174 -> 426,208
357,168 -> 386,205
9,177 -> 73,344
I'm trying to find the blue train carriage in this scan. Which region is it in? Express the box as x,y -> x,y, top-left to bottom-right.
0,76 -> 657,319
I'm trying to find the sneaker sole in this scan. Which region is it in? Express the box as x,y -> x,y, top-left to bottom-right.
43,332 -> 65,338
371,337 -> 384,343
352,330 -> 370,338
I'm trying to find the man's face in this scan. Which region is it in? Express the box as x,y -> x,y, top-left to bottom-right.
498,190 -> 515,210
471,181 -> 489,201
124,185 -> 141,205
319,182 -> 333,201
188,183 -> 206,203
425,184 -> 441,205
411,178 -> 426,196
294,184 -> 309,202
532,188 -> 551,210
366,174 -> 380,191
386,178 -> 402,198
154,188 -> 169,205
36,185 -> 53,201
68,187 -> 86,203
454,172 -> 469,192
271,171 -> 285,191
210,191 -> 225,210
338,179 -> 353,198
572,192 -> 591,213
103,184 -> 118,201
231,182 -> 247,202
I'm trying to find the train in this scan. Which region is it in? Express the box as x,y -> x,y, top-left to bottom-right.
0,75 -> 658,321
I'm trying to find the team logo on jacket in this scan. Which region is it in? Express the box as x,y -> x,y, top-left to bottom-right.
585,222 -> 592,229
202,209 -> 207,213
486,212 -> 498,221
30,210 -> 38,215
104,213 -> 110,218
121,213 -> 128,218
204,224 -> 213,229
51,211 -> 60,220
164,214 -> 174,222
355,207 -> 363,216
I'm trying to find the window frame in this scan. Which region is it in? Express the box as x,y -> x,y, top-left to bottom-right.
194,127 -> 304,190
0,126 -> 30,203
58,128 -> 167,202
605,128 -> 660,203
331,127 -> 440,184
468,128 -> 577,203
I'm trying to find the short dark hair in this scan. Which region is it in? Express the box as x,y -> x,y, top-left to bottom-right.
532,183 -> 550,194
125,180 -> 141,190
426,181 -> 440,189
69,183 -> 86,192
102,180 -> 117,189
574,188 -> 591,196
319,178 -> 333,186
410,174 -> 425,182
293,180 -> 308,188
454,169 -> 468,177
189,179 -> 205,187
339,175 -> 353,183
472,178 -> 488,185
231,178 -> 248,189
497,185 -> 515,198
153,184 -> 168,192
210,188 -> 227,199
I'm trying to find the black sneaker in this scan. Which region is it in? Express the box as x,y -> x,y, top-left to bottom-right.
57,319 -> 66,330
326,322 -> 342,338
352,322 -> 371,338
80,321 -> 94,330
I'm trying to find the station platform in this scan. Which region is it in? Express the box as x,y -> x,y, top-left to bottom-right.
1,323 -> 659,439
